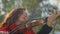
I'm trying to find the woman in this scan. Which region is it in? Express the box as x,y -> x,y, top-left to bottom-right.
0,8 -> 60,34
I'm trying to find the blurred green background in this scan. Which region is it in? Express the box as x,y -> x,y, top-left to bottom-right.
0,0 -> 60,34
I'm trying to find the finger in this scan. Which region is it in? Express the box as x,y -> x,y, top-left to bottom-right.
57,11 -> 60,16
48,12 -> 53,15
53,10 -> 57,14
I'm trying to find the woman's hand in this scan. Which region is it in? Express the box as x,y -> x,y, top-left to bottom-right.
0,31 -> 9,34
47,11 -> 60,27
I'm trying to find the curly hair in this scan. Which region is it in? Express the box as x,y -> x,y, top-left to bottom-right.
1,8 -> 26,27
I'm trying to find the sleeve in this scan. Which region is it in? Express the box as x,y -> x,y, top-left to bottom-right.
0,26 -> 7,31
37,24 -> 52,34
0,26 -> 9,34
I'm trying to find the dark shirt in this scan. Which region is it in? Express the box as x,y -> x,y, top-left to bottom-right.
0,23 -> 52,34
37,24 -> 52,34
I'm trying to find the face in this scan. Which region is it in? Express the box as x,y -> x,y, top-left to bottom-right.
18,10 -> 28,22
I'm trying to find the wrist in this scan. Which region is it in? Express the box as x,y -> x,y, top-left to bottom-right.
47,22 -> 53,27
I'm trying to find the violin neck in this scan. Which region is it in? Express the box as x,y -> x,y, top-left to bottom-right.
20,20 -> 42,29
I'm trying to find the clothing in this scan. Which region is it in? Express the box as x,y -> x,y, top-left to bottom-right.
0,23 -> 35,34
37,24 -> 52,34
0,23 -> 52,34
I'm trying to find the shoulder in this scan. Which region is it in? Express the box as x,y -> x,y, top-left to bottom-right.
0,24 -> 7,31
0,23 -> 16,31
